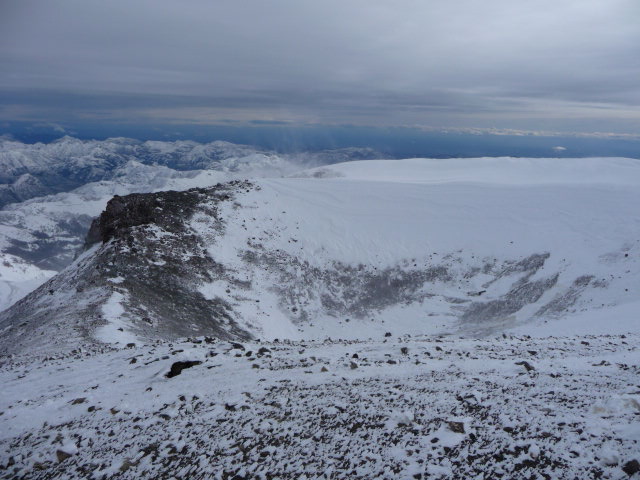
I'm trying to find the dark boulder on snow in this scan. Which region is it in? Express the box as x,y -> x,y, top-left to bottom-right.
515,360 -> 536,372
622,459 -> 640,476
166,360 -> 202,378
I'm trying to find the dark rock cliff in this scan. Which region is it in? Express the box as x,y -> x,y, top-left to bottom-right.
85,188 -> 224,246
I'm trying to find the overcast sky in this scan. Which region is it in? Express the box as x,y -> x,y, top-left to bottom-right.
1,0 -> 639,133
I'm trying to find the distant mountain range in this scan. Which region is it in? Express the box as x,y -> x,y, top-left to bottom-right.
0,136 -> 382,208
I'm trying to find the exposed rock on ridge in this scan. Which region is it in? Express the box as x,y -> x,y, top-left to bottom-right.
0,181 -> 254,355
85,188 -> 217,246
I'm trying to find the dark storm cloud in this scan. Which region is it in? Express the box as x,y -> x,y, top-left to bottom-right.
1,0 -> 639,131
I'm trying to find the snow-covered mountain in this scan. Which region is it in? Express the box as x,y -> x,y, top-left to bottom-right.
2,157 -> 638,355
0,136 -> 273,207
0,137 -> 384,312
2,156 -> 640,480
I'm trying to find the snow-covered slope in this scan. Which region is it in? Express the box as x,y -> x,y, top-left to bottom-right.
2,334 -> 639,479
0,138 -> 381,313
217,157 -> 640,339
0,252 -> 56,311
1,157 -> 638,355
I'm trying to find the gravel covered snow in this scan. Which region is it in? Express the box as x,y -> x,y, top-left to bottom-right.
1,333 -> 638,479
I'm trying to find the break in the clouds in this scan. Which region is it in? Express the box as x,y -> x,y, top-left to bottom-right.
1,0 -> 639,132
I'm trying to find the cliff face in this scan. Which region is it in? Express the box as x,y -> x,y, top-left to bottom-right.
83,182 -> 254,340
85,188 -> 216,246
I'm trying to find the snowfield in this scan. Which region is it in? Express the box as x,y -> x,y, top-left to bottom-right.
1,155 -> 640,479
196,157 -> 640,340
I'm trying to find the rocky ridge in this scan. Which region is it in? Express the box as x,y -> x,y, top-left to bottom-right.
0,182 -> 255,355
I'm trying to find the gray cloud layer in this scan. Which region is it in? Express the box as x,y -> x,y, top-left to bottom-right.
1,0 -> 639,131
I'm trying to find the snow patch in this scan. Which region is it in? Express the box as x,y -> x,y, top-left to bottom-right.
95,291 -> 137,346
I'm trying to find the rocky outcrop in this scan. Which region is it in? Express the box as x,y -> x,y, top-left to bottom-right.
0,181 -> 255,355
85,188 -> 217,246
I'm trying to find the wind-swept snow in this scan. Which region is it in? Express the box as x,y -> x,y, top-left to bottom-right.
95,292 -> 138,346
296,156 -> 640,186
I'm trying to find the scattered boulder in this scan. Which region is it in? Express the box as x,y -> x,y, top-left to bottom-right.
120,458 -> 139,473
448,421 -> 465,434
166,360 -> 202,378
56,449 -> 72,463
622,459 -> 640,476
515,360 -> 535,372
55,442 -> 78,463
